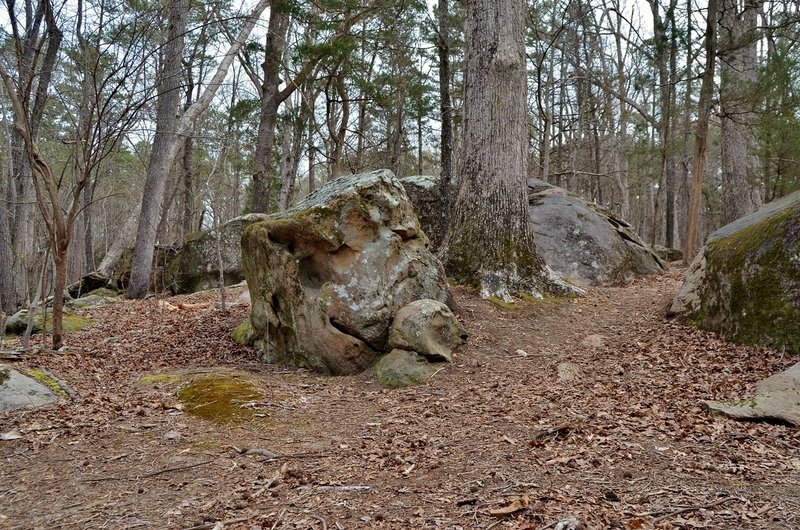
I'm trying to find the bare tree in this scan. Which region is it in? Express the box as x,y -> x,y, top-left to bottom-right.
127,0 -> 270,298
684,0 -> 719,264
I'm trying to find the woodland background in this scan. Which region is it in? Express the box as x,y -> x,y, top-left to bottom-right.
1,0 -> 799,313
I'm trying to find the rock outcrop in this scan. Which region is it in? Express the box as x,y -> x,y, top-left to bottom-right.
241,170 -> 456,375
526,178 -> 665,287
399,175 -> 446,248
670,191 -> 800,353
165,214 -> 269,294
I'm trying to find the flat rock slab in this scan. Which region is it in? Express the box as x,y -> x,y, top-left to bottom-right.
0,365 -> 61,413
705,362 -> 800,426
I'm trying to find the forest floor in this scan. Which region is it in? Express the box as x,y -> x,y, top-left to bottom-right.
1,266 -> 799,530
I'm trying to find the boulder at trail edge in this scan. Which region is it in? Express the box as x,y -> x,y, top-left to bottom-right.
670,191 -> 800,353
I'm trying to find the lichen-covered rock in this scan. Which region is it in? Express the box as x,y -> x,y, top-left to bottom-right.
5,309 -> 92,335
387,299 -> 466,362
399,175 -> 446,248
704,362 -> 800,426
241,170 -> 451,375
527,178 -> 665,287
67,293 -> 119,310
670,191 -> 800,353
0,365 -> 61,412
165,214 -> 269,294
372,349 -> 439,388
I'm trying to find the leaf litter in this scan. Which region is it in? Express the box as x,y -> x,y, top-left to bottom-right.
0,270 -> 798,529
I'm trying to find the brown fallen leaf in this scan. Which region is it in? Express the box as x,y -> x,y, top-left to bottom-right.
489,495 -> 529,517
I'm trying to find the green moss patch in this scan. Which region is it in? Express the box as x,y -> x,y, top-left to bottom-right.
231,319 -> 255,346
176,373 -> 263,424
25,368 -> 68,397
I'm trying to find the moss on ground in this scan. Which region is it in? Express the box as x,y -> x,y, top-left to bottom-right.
176,373 -> 263,424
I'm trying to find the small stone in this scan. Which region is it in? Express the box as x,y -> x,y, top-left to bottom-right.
164,430 -> 179,440
515,349 -> 529,357
581,334 -> 606,349
557,362 -> 583,382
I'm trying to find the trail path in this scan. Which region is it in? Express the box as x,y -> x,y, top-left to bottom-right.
1,268 -> 798,529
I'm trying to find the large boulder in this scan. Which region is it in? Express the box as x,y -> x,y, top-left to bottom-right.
241,170 -> 452,375
526,178 -> 665,287
670,191 -> 800,353
165,214 -> 269,294
399,175 -> 446,248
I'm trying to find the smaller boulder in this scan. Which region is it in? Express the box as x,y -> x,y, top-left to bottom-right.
0,365 -> 61,412
67,293 -> 119,310
373,350 -> 439,388
166,213 -> 269,294
387,299 -> 466,362
652,245 -> 683,262
704,362 -> 800,426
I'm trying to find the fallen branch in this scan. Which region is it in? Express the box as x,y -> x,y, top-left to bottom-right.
650,496 -> 745,523
141,459 -> 215,478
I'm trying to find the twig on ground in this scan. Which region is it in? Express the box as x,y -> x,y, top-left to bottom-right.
141,459 -> 215,478
651,496 -> 745,523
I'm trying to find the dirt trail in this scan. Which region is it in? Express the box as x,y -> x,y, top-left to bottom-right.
1,269 -> 798,529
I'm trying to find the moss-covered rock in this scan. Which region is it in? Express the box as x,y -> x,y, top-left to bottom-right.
671,191 -> 800,353
67,293 -> 119,310
372,349 -> 440,388
5,309 -> 92,335
231,319 -> 255,346
165,213 -> 269,294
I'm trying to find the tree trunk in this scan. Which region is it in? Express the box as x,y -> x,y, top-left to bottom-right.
440,0 -> 554,300
250,7 -> 290,214
128,0 -> 269,298
435,0 -> 453,249
719,0 -> 762,224
127,0 -> 188,298
684,0 -> 718,264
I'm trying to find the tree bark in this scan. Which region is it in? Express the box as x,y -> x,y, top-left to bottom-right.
684,0 -> 718,264
718,0 -> 762,224
127,0 -> 189,298
440,0 -> 554,300
250,7 -> 290,214
435,0 -> 453,249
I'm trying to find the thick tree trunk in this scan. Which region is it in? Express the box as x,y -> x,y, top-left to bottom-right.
128,0 -> 188,298
719,0 -> 762,224
128,0 -> 269,298
440,0 -> 554,300
435,0 -> 453,249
